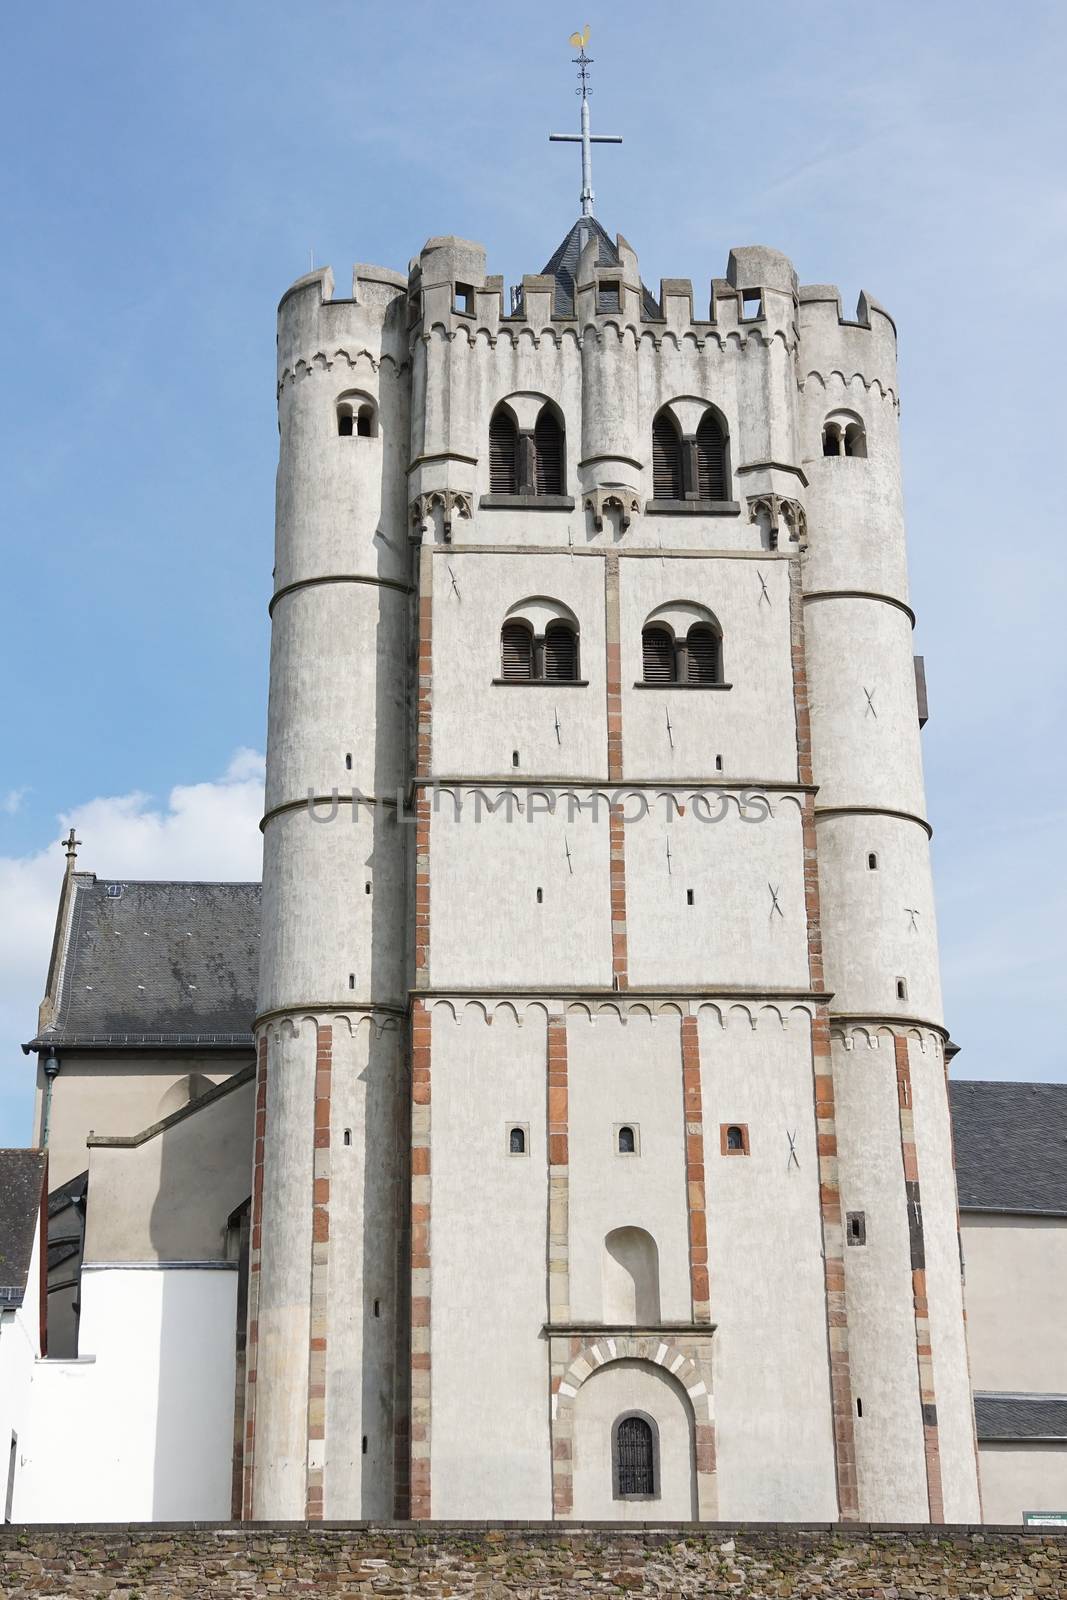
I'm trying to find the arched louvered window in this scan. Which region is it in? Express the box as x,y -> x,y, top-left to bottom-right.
614,1414 -> 656,1499
534,407 -> 564,496
337,403 -> 354,437
356,404 -> 374,438
489,408 -> 519,494
686,624 -> 721,685
543,622 -> 578,682
822,422 -> 843,457
652,412 -> 684,500
500,621 -> 534,681
696,411 -> 727,500
642,626 -> 676,685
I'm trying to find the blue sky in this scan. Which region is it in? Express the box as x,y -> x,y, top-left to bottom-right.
2,1 -> 1065,1141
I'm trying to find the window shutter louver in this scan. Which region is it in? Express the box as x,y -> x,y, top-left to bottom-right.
501,622 -> 533,681
534,410 -> 564,496
696,413 -> 727,500
543,623 -> 577,682
489,410 -> 519,494
642,627 -> 675,684
687,625 -> 720,685
616,1416 -> 655,1497
652,415 -> 684,500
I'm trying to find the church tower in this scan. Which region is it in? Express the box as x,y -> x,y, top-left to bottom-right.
246,39 -> 981,1523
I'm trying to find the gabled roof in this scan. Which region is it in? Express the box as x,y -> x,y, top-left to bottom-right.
539,216 -> 660,319
974,1392 -> 1067,1441
950,1079 -> 1067,1216
0,1149 -> 47,1308
27,878 -> 261,1051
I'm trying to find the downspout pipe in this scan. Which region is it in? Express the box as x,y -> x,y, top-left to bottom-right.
40,1052 -> 60,1149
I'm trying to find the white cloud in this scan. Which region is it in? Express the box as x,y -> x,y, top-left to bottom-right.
2,787 -> 29,815
0,751 -> 264,1145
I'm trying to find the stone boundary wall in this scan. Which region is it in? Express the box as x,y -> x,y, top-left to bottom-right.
1,1523 -> 1065,1598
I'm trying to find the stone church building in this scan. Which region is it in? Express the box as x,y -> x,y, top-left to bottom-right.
4,183 -> 1066,1527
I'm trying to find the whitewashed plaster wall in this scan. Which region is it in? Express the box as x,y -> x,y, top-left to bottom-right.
699,1008 -> 838,1521
17,1266 -> 236,1522
429,1006 -> 551,1518
570,1360 -> 696,1521
0,1222 -> 42,1521
962,1215 -> 1067,1394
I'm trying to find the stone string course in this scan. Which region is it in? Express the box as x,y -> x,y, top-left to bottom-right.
0,1524 -> 1063,1599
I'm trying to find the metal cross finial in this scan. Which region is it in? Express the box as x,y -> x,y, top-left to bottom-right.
549,27 -> 622,219
62,827 -> 81,863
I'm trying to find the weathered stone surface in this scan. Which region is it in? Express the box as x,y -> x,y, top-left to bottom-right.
0,1524 -> 1064,1599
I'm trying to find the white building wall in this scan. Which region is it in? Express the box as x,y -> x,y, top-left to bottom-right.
977,1445 -> 1067,1527
699,1009 -> 839,1521
832,1035 -> 928,1521
909,1040 -> 982,1522
962,1215 -> 1067,1394
567,1012 -> 689,1324
429,1006 -> 552,1518
17,1266 -> 236,1522
0,1224 -> 41,1522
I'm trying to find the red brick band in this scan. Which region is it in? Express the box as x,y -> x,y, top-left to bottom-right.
242,1032 -> 269,1518
894,1035 -> 944,1523
409,998 -> 432,1518
680,1016 -> 710,1323
608,805 -> 629,990
547,1014 -> 572,1515
791,564 -> 858,1519
305,1022 -> 333,1519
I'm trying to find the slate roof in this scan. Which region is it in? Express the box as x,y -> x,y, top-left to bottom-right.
539,216 -> 661,319
29,877 -> 261,1051
974,1393 -> 1067,1441
949,1079 -> 1067,1216
0,1149 -> 47,1307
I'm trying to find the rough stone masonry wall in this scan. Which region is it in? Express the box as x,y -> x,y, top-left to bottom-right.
1,1524 -> 1064,1598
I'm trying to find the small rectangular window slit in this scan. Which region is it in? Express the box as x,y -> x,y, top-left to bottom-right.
536,887 -> 543,903
856,1397 -> 863,1418
365,881 -> 372,894
361,1435 -> 368,1455
512,750 -> 520,768
896,977 -> 908,1001
373,1298 -> 381,1318
343,1129 -> 352,1146
686,889 -> 694,905
348,973 -> 355,989
345,753 -> 352,770
846,1210 -> 867,1246
715,755 -> 723,772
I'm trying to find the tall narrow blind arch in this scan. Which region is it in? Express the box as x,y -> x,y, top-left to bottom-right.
686,624 -> 721,685
489,409 -> 519,494
615,1416 -> 656,1497
652,414 -> 684,500
696,411 -> 727,500
534,408 -> 564,495
642,626 -> 675,685
543,622 -> 578,682
500,622 -> 534,682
